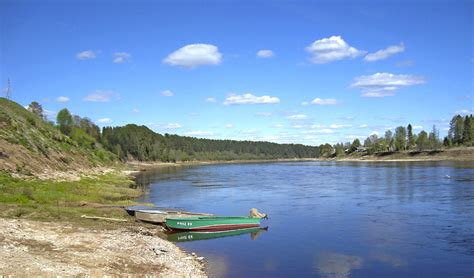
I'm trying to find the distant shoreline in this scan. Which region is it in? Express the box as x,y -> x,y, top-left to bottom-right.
127,147 -> 474,170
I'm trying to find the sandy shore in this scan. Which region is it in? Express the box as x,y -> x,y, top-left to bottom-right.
0,218 -> 206,277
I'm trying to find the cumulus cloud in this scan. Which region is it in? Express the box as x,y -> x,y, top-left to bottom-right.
364,43 -> 405,62
225,124 -> 234,128
305,36 -> 365,64
456,108 -> 474,115
97,118 -> 112,123
350,72 -> 426,97
205,97 -> 217,103
314,129 -> 334,134
56,96 -> 70,103
223,93 -> 280,105
162,123 -> 182,129
184,130 -> 214,137
76,50 -> 97,60
256,50 -> 274,58
163,44 -> 222,68
113,52 -> 131,63
329,124 -> 351,129
83,90 -> 120,102
161,90 -> 174,97
287,114 -> 308,120
310,98 -> 338,105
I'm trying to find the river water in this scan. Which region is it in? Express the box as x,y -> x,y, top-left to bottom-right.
136,161 -> 474,277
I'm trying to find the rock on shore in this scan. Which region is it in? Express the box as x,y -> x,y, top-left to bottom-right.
0,218 -> 206,277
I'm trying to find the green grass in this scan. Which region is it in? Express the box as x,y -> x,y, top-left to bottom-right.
0,171 -> 143,221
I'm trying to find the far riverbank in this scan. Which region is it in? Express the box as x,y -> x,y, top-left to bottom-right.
126,147 -> 474,171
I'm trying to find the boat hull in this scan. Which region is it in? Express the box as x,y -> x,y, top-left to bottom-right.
165,216 -> 261,231
135,210 -> 213,224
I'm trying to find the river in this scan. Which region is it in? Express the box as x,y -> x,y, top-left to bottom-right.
136,161 -> 474,277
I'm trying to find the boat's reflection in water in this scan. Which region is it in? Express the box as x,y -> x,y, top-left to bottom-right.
166,227 -> 269,242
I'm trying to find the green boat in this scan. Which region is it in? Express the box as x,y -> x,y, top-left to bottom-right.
167,227 -> 268,242
165,216 -> 262,231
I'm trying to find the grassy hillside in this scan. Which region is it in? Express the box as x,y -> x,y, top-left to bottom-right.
0,98 -> 116,176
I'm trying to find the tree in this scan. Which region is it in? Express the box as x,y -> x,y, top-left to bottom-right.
27,101 -> 45,120
56,108 -> 73,136
349,138 -> 361,153
443,136 -> 452,147
394,126 -> 407,151
428,125 -> 440,149
416,131 -> 429,150
334,143 -> 344,157
449,115 -> 464,145
384,130 -> 393,151
462,115 -> 472,145
407,124 -> 414,149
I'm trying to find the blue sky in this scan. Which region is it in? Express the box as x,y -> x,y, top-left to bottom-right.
1,0 -> 472,145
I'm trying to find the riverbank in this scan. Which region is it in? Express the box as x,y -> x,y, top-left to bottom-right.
0,218 -> 205,276
335,147 -> 474,162
126,147 -> 474,171
0,170 -> 207,277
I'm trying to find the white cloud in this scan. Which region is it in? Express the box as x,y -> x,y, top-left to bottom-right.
83,90 -> 120,102
315,129 -> 334,134
184,130 -> 214,137
76,50 -> 97,60
205,97 -> 217,103
305,36 -> 365,64
350,72 -> 426,97
241,129 -> 258,135
273,124 -> 284,128
287,114 -> 308,120
162,123 -> 182,129
359,124 -> 368,128
43,109 -> 56,117
346,135 -> 364,140
223,93 -> 280,105
256,50 -> 274,58
292,124 -> 306,129
456,108 -> 474,115
370,131 -> 380,136
311,98 -> 338,105
412,125 -> 423,130
56,96 -> 70,103
113,52 -> 131,63
364,43 -> 405,62
163,44 -> 222,68
161,90 -> 174,97
225,124 -> 233,128
329,124 -> 351,129
131,108 -> 139,113
97,118 -> 112,123
341,116 -> 355,121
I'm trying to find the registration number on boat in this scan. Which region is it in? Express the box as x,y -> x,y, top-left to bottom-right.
176,221 -> 193,226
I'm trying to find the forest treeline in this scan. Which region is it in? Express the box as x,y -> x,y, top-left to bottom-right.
26,100 -> 474,161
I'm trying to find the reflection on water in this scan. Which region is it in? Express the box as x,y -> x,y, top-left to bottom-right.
315,252 -> 363,278
138,161 -> 474,277
167,227 -> 268,243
